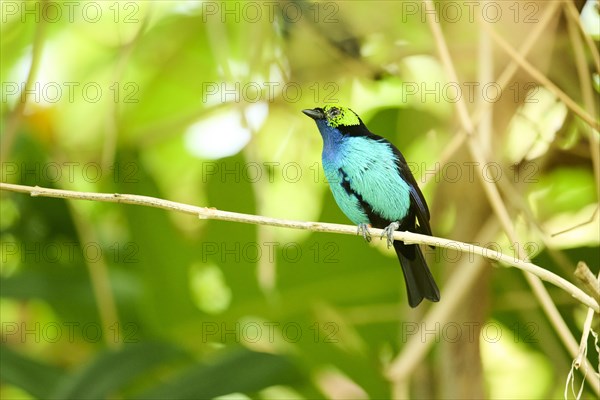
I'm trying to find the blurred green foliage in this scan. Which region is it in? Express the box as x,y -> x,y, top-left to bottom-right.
1,1 -> 599,399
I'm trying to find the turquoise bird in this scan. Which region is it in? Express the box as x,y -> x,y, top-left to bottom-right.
303,106 -> 440,307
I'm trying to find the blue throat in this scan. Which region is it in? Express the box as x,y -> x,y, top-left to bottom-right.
315,119 -> 345,164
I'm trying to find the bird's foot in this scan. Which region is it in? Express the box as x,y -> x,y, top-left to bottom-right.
381,221 -> 400,248
357,223 -> 372,243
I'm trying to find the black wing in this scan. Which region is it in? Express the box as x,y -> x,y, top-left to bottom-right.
389,144 -> 432,236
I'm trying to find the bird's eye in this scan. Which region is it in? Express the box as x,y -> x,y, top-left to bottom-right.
329,108 -> 340,117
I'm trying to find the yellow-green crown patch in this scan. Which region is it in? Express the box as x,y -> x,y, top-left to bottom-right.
323,105 -> 360,128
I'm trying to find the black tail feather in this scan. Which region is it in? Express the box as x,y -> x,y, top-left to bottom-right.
393,241 -> 440,308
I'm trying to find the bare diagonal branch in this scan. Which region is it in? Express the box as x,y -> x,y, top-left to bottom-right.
1,181 -> 597,313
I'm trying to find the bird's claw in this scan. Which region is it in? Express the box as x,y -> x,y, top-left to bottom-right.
357,223 -> 372,243
381,221 -> 400,248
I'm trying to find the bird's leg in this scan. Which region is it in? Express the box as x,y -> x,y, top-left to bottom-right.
357,223 -> 372,243
381,221 -> 400,248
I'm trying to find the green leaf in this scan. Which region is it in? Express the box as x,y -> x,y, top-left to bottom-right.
51,342 -> 187,400
0,345 -> 65,398
136,348 -> 304,399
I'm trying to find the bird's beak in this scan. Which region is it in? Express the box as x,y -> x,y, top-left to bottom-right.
302,108 -> 325,120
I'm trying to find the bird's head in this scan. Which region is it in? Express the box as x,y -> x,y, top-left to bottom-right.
302,106 -> 364,131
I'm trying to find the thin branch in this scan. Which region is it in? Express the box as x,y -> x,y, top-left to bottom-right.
422,1 -> 561,187
575,308 -> 596,370
567,272 -> 600,399
422,1 -> 599,395
483,23 -> 599,131
551,207 -> 599,237
1,181 -> 598,313
102,3 -> 153,169
564,1 -> 600,209
0,0 -> 48,162
564,1 -> 600,75
67,201 -> 121,349
575,262 -> 600,306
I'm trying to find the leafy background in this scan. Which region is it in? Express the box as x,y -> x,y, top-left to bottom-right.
1,1 -> 599,399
